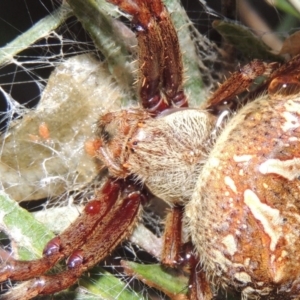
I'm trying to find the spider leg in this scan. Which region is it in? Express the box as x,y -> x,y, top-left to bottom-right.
161,206 -> 183,267
0,178 -> 144,299
0,178 -> 121,281
206,54 -> 300,115
209,54 -> 300,114
107,0 -> 187,114
161,208 -> 215,300
188,265 -> 214,300
267,53 -> 300,96
205,60 -> 278,112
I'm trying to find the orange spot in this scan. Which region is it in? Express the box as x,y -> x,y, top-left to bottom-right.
39,122 -> 50,140
122,163 -> 130,169
123,123 -> 130,135
85,139 -> 101,157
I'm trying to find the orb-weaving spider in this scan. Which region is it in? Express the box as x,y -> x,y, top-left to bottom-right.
1,0 -> 300,299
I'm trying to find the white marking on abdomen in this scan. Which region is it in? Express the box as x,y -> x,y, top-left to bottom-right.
244,189 -> 282,251
281,111 -> 300,132
234,272 -> 252,283
233,154 -> 252,162
224,176 -> 237,193
259,158 -> 300,181
222,234 -> 237,256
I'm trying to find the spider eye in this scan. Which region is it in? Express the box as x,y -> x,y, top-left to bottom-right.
99,127 -> 111,143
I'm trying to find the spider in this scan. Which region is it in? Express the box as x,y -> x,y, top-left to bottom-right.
1,0 -> 300,299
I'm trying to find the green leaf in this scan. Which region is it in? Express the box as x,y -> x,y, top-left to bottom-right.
79,267 -> 147,300
272,0 -> 300,19
164,0 -> 205,105
0,191 -> 54,260
0,4 -> 72,66
122,261 -> 188,297
67,0 -> 134,96
213,20 -> 284,62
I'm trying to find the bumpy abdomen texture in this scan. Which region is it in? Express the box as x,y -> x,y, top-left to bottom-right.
186,94 -> 300,298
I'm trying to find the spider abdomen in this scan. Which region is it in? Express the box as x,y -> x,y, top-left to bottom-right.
186,93 -> 300,298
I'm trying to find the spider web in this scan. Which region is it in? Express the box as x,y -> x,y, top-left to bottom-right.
0,0 -> 209,299
0,0 -> 299,299
0,1 -> 147,299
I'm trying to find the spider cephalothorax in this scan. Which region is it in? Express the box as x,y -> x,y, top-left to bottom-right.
1,0 -> 300,299
97,108 -> 213,205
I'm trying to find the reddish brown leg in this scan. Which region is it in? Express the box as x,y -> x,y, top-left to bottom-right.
0,178 -> 120,281
0,178 -> 145,300
267,53 -> 300,96
178,243 -> 213,300
161,206 -> 183,267
188,265 -> 213,300
146,2 -> 187,108
205,60 -> 278,112
107,0 -> 187,114
161,207 -> 214,299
